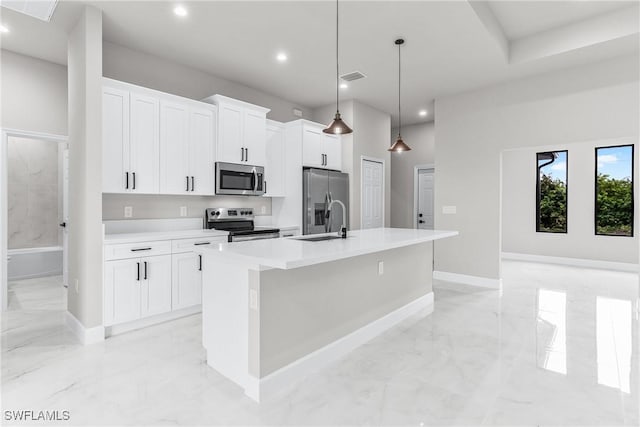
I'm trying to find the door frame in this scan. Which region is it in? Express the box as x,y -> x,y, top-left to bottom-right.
0,128 -> 68,311
360,156 -> 386,229
413,164 -> 435,229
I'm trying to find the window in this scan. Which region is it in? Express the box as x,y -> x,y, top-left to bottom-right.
536,151 -> 568,233
595,145 -> 634,237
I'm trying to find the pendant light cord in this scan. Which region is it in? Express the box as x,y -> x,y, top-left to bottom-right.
336,0 -> 340,114
398,41 -> 401,138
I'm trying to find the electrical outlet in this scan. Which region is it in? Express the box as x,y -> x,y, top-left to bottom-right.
180,206 -> 187,217
378,261 -> 384,276
74,278 -> 79,293
249,289 -> 258,310
292,108 -> 303,117
442,206 -> 457,215
260,206 -> 266,214
124,206 -> 133,218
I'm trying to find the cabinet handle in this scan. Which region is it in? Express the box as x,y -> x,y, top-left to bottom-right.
264,180 -> 267,194
186,176 -> 190,191
144,261 -> 148,280
131,247 -> 152,252
198,254 -> 202,271
241,147 -> 244,162
191,176 -> 195,192
245,148 -> 248,162
126,172 -> 129,189
136,262 -> 140,281
194,242 -> 211,246
132,172 -> 136,190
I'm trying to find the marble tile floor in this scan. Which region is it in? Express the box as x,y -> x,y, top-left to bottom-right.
2,262 -> 639,426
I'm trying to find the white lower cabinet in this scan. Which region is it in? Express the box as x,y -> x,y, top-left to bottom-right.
104,254 -> 171,326
172,252 -> 202,310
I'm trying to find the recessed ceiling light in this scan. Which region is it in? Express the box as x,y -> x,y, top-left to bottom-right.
173,5 -> 188,17
0,25 -> 9,33
276,52 -> 287,62
419,110 -> 428,117
340,83 -> 348,89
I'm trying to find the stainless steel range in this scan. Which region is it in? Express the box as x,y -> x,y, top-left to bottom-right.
205,208 -> 280,242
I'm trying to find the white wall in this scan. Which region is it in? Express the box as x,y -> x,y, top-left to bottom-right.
502,140 -> 638,264
311,101 -> 391,230
390,122 -> 435,228
0,50 -> 67,135
435,55 -> 639,280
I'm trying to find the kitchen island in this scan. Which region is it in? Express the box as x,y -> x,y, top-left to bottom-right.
196,227 -> 457,402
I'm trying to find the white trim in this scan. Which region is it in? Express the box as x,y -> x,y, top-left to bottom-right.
1,129 -> 68,312
244,292 -> 434,402
501,252 -> 640,272
105,305 -> 202,337
413,164 -> 435,229
360,156 -> 386,229
433,270 -> 503,290
65,311 -> 105,345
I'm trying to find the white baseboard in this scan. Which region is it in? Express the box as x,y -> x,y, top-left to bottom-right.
65,311 -> 105,345
433,270 -> 502,290
105,305 -> 201,337
244,292 -> 434,402
501,252 -> 640,272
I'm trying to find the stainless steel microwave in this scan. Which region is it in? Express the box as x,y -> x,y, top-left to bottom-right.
215,162 -> 265,196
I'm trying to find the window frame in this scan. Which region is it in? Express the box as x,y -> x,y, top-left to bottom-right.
594,144 -> 634,238
536,150 -> 568,234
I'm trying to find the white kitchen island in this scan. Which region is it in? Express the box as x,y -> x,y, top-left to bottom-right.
196,227 -> 458,402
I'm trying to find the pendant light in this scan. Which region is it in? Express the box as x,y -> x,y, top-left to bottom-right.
389,38 -> 411,152
323,0 -> 353,135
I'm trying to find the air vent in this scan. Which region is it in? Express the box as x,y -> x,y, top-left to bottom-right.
1,0 -> 58,22
340,71 -> 367,82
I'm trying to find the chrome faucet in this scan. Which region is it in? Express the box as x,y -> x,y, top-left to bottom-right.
326,199 -> 347,238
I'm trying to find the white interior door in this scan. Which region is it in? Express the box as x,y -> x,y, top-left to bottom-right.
361,159 -> 384,229
417,169 -> 434,229
62,147 -> 69,287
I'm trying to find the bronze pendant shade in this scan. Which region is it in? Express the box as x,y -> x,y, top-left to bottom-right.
389,38 -> 411,152
324,0 -> 353,135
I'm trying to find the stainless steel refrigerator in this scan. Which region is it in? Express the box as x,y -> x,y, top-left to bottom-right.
303,168 -> 349,235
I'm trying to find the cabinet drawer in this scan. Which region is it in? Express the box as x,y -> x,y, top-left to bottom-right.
104,240 -> 172,261
171,236 -> 227,253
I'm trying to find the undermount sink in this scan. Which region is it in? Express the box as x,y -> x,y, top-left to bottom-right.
294,235 -> 346,242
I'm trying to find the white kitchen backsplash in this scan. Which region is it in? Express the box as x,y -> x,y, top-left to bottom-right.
103,218 -> 205,234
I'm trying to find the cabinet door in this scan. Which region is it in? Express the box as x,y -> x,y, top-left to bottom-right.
217,103 -> 244,163
243,109 -> 266,167
265,124 -> 285,196
189,106 -> 216,195
159,101 -> 190,194
140,255 -> 172,318
323,134 -> 342,171
172,252 -> 202,310
104,258 -> 141,326
130,93 -> 160,194
302,125 -> 323,168
102,87 -> 130,193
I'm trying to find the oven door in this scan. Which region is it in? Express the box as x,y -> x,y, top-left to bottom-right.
216,162 -> 265,196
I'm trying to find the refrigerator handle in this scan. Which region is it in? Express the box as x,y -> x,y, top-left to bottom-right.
324,192 -> 330,233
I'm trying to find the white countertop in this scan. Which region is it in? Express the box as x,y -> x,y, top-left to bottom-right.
197,228 -> 458,269
104,229 -> 229,245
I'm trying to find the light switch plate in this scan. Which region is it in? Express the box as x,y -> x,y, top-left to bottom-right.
442,206 -> 457,215
378,261 -> 384,275
124,206 -> 133,218
180,206 -> 187,217
249,289 -> 258,310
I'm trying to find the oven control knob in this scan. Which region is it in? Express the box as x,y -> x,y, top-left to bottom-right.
215,211 -> 220,216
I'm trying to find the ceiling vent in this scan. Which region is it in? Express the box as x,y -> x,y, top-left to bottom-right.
340,71 -> 367,82
1,0 -> 58,22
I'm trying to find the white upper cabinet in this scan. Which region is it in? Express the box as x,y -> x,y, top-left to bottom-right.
295,120 -> 342,171
103,78 -> 216,195
203,95 -> 270,167
102,87 -> 130,193
265,120 -> 285,197
160,101 -> 216,195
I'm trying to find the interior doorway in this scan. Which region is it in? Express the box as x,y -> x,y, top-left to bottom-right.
1,129 -> 68,311
414,166 -> 435,229
361,157 -> 385,229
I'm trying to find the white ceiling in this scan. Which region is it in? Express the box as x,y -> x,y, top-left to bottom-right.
0,1 -> 638,127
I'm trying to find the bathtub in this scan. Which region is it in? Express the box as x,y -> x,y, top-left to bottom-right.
7,246 -> 63,281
